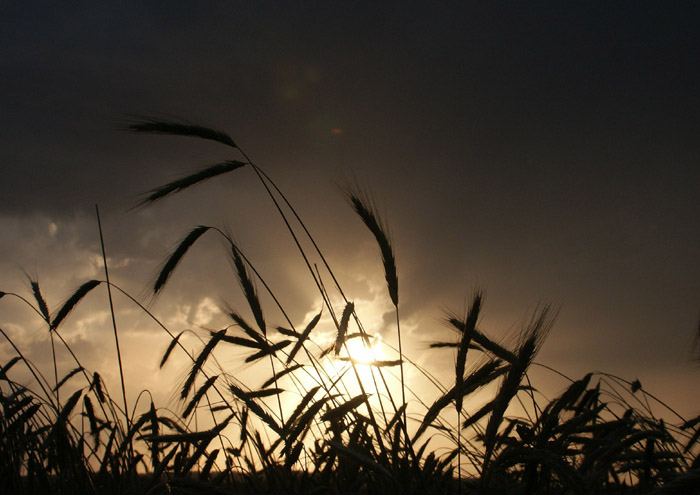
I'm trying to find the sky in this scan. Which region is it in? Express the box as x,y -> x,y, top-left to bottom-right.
1,2 -> 699,420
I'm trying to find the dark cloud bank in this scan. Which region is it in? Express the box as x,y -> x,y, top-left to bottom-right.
1,2 -> 699,414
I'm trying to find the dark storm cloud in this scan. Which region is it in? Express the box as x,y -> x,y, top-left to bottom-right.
1,2 -> 699,413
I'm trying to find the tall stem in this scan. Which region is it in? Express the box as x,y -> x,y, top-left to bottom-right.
50,334 -> 59,403
95,205 -> 129,428
458,412 -> 462,495
244,164 -> 389,462
394,304 -> 417,463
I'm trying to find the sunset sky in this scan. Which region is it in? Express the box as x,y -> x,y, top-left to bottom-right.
1,3 -> 699,418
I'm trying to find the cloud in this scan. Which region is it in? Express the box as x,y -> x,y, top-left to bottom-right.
1,2 -> 699,423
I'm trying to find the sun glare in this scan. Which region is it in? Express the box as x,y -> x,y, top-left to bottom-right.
345,334 -> 384,364
311,332 -> 389,397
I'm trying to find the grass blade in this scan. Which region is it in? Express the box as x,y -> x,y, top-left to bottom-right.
244,340 -> 291,363
286,309 -> 322,365
328,440 -> 394,480
154,226 -> 210,294
0,356 -> 22,379
446,316 -> 517,363
228,311 -> 266,344
139,160 -> 247,205
275,326 -> 300,338
54,388 -> 83,427
160,330 -> 185,369
462,401 -> 494,430
90,371 -> 106,403
50,280 -> 101,330
181,329 -> 226,400
30,278 -> 50,323
245,388 -> 284,399
483,306 -> 554,468
228,383 -> 283,436
335,302 -> 354,356
261,363 -> 304,389
83,395 -> 99,444
282,395 -> 333,453
284,386 -> 321,432
321,393 -> 369,422
414,360 -> 505,442
127,118 -> 238,148
182,374 -> 219,418
455,293 -> 482,415
345,188 -> 398,306
220,333 -> 266,349
231,246 -> 266,336
53,367 -> 83,392
338,357 -> 402,367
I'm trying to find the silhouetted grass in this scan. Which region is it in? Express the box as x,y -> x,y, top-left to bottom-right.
1,119 -> 698,494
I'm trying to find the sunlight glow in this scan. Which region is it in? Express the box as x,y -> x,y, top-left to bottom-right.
344,334 -> 384,364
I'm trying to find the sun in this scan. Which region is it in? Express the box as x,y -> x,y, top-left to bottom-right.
344,334 -> 384,365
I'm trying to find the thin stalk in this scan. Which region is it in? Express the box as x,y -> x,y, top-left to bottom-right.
395,305 -> 409,447
524,372 -> 542,422
314,264 -> 390,424
95,205 -> 129,428
251,164 -> 401,423
27,280 -> 59,404
2,291 -> 126,439
267,352 -> 284,426
109,283 -> 242,420
50,333 -> 59,404
596,371 -> 687,423
0,326 -> 56,408
243,163 -> 390,461
458,407 -> 462,495
212,227 -> 338,398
